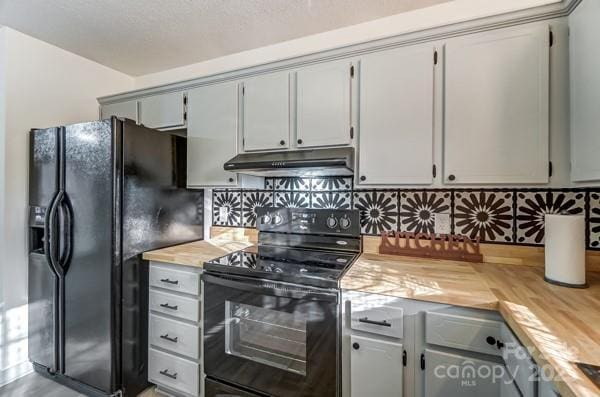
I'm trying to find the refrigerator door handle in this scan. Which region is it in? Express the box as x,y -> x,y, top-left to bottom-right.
58,194 -> 73,274
45,191 -> 62,276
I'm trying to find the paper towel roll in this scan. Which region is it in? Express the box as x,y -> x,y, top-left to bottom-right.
544,214 -> 587,288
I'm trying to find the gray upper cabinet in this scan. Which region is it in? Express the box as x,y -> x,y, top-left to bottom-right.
186,83 -> 239,187
295,60 -> 352,148
242,71 -> 290,151
443,24 -> 550,184
139,91 -> 186,130
100,100 -> 138,123
569,0 -> 600,182
358,44 -> 435,185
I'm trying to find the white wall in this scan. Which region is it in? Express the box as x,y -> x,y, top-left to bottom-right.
0,27 -> 134,385
134,0 -> 562,89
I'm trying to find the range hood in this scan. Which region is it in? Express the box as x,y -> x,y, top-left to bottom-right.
224,147 -> 354,177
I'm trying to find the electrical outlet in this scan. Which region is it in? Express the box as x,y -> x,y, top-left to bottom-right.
219,206 -> 229,221
434,213 -> 451,234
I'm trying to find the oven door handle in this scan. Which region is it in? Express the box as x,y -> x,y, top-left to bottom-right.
203,273 -> 338,303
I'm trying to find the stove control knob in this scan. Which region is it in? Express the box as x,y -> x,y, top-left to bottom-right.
326,215 -> 338,229
339,215 -> 351,230
272,214 -> 283,225
262,214 -> 272,225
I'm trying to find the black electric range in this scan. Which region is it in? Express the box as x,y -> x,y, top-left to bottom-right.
204,207 -> 361,288
203,207 -> 361,397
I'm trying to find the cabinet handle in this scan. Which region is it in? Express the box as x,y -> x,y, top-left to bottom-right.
228,177 -> 234,183
159,303 -> 178,311
160,334 -> 178,343
159,369 -> 178,379
279,140 -> 286,146
352,342 -> 360,350
297,139 -> 303,145
486,336 -> 496,346
360,176 -> 366,182
160,278 -> 179,285
448,174 -> 456,181
358,317 -> 391,327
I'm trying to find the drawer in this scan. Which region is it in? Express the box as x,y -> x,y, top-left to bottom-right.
501,324 -> 538,397
149,315 -> 200,360
150,264 -> 200,296
425,311 -> 503,356
350,301 -> 403,339
150,290 -> 200,323
149,348 -> 199,397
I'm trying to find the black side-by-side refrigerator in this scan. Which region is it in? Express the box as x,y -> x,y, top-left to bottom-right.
27,117 -> 203,396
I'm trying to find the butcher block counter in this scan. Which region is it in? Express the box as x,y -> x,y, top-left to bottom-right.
343,252 -> 600,397
143,227 -> 600,397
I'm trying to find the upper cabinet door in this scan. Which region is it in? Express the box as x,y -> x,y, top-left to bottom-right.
358,44 -> 435,185
187,83 -> 239,187
570,0 -> 600,182
139,91 -> 186,130
101,100 -> 138,123
444,24 -> 550,184
295,60 -> 352,148
242,72 -> 290,151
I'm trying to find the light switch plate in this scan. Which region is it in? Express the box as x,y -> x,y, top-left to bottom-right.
434,213 -> 451,234
219,206 -> 229,220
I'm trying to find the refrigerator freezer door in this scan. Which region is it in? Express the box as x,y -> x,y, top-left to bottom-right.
62,120 -> 117,394
28,127 -> 60,373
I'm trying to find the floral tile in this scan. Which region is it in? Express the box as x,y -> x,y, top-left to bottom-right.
399,191 -> 451,234
353,191 -> 398,235
589,192 -> 600,249
264,178 -> 275,190
516,190 -> 585,244
311,177 -> 353,191
454,191 -> 514,242
212,190 -> 241,226
275,192 -> 310,208
242,191 -> 274,227
273,177 -> 310,191
311,192 -> 351,209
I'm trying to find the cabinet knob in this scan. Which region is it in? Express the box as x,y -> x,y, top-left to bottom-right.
279,140 -> 286,146
360,176 -> 366,181
448,174 -> 456,181
297,139 -> 303,145
486,336 -> 496,346
352,342 -> 360,350
228,177 -> 234,183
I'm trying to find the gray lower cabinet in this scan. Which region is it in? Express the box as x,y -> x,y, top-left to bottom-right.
148,261 -> 202,397
350,334 -> 404,397
100,100 -> 138,122
343,290 -> 543,397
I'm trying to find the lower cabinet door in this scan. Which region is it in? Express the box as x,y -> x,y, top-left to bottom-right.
424,349 -> 502,397
350,334 -> 404,397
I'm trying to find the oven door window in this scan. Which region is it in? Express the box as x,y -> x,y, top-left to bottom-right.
225,301 -> 307,375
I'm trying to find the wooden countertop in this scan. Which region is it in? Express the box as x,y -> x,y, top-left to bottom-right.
142,239 -> 254,267
343,253 -> 600,397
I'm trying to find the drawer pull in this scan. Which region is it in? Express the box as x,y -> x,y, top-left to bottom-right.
159,303 -> 178,310
160,278 -> 179,285
352,342 -> 360,350
358,317 -> 391,327
159,369 -> 178,379
486,336 -> 496,345
160,334 -> 178,343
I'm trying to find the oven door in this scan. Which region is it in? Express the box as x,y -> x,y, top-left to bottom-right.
203,273 -> 339,397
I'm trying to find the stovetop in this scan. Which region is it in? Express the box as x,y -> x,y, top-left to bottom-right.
204,246 -> 358,289
204,207 -> 361,289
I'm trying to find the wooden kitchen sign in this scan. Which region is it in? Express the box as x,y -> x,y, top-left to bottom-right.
379,231 -> 483,263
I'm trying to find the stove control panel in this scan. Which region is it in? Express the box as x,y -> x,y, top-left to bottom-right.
256,207 -> 360,237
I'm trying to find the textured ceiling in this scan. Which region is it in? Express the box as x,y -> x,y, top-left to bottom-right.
0,0 -> 452,76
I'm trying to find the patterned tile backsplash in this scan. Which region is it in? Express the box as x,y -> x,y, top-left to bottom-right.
212,176 -> 600,249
